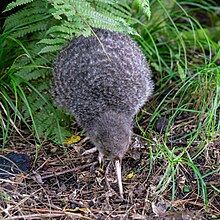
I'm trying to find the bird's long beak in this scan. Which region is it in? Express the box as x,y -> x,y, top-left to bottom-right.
115,159 -> 123,198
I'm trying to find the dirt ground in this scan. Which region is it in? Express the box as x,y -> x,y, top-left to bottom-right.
1,114 -> 219,220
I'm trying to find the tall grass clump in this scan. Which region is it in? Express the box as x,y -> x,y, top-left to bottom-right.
133,0 -> 219,209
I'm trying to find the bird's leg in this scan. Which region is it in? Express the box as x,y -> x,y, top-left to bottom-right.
98,152 -> 105,171
82,148 -> 104,170
98,152 -> 104,165
115,159 -> 124,198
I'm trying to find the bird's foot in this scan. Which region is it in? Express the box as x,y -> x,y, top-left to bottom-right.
82,147 -> 104,170
82,147 -> 97,155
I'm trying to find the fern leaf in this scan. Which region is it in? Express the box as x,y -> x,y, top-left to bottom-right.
133,0 -> 151,18
4,1 -> 49,33
12,53 -> 51,82
11,22 -> 48,38
46,25 -> 74,36
3,0 -> 34,12
38,38 -> 68,45
22,83 -> 71,143
39,45 -> 64,54
14,68 -> 48,81
93,0 -> 131,18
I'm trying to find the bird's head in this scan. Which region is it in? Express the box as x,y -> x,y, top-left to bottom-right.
87,111 -> 132,198
87,111 -> 132,161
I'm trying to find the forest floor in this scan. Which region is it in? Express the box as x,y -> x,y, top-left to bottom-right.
1,103 -> 219,220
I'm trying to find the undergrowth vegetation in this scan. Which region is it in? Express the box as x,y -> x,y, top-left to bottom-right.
0,0 -> 219,216
1,0 -> 151,145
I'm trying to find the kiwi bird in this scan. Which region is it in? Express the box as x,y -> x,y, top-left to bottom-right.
52,28 -> 154,198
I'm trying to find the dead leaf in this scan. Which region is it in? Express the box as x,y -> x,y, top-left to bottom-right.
126,172 -> 134,180
64,135 -> 81,145
152,199 -> 169,215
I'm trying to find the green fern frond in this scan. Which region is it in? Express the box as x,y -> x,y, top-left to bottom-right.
38,0 -> 138,53
39,45 -> 64,54
11,47 -> 51,81
14,68 -> 48,81
38,38 -> 68,45
4,0 -> 50,35
46,25 -> 74,36
3,0 -> 34,12
133,0 -> 151,18
21,82 -> 49,119
21,82 -> 71,143
91,0 -> 132,19
51,0 -> 135,34
50,125 -> 71,144
11,22 -> 48,38
4,6 -> 46,30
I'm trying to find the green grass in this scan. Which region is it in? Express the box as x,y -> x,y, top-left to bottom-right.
133,0 -> 219,212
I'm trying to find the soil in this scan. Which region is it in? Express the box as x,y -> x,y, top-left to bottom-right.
0,107 -> 219,220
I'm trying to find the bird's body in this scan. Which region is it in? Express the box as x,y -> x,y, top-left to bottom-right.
52,29 -> 154,197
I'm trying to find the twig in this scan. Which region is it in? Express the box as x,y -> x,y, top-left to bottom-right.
41,161 -> 98,179
16,208 -> 95,219
4,213 -> 66,220
4,212 -> 94,220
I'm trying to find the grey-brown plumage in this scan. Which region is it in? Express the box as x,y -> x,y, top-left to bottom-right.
52,29 -> 154,197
